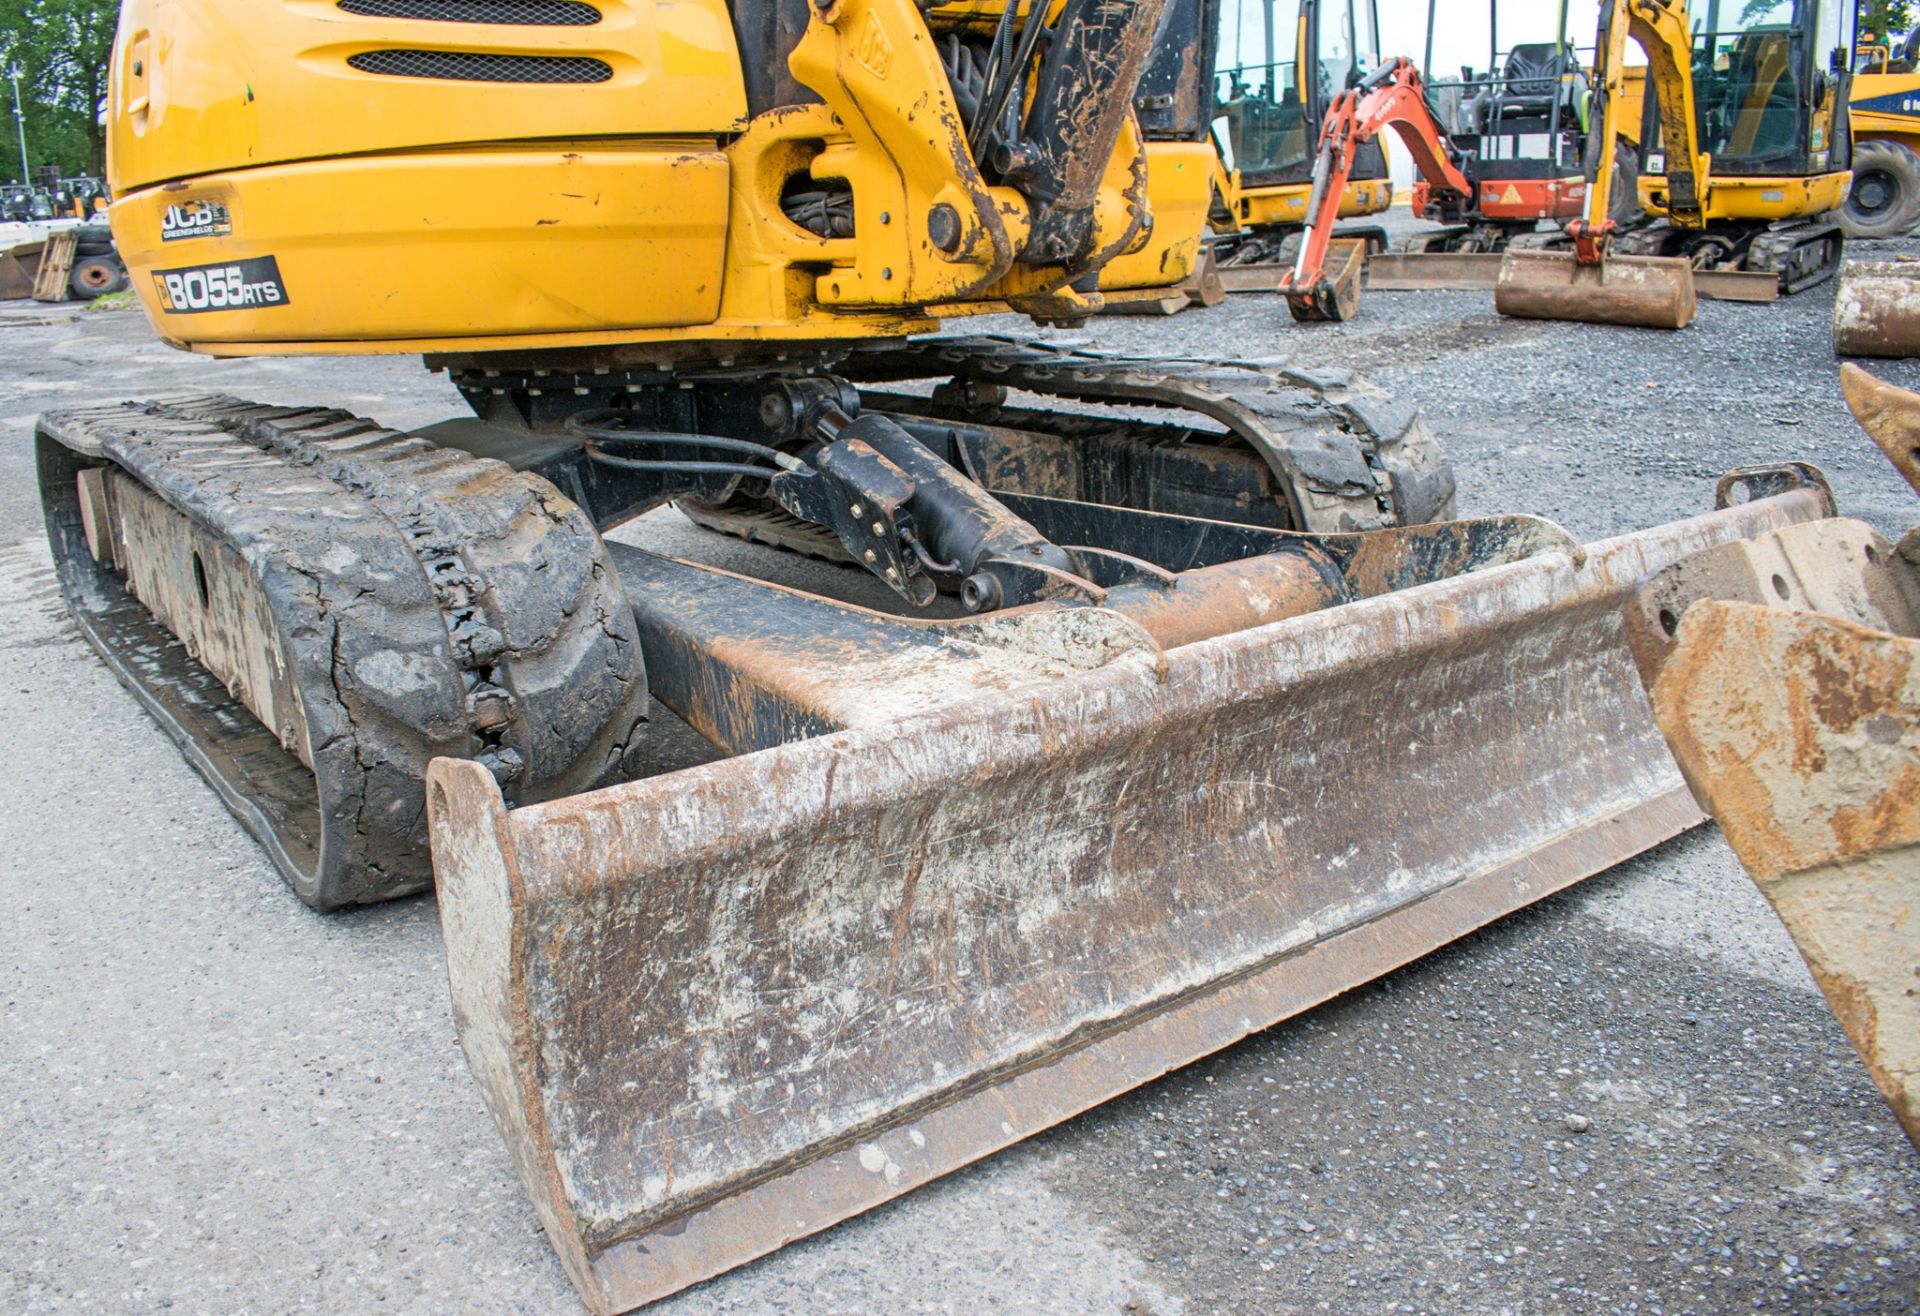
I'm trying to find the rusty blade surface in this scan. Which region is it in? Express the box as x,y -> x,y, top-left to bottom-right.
1692,268 -> 1783,303
1834,259 -> 1920,359
1495,249 -> 1697,330
1363,252 -> 1773,302
1650,599 -> 1920,1150
429,489 -> 1826,1316
1365,250 -> 1504,291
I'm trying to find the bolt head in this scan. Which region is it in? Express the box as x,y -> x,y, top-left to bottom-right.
927,203 -> 963,254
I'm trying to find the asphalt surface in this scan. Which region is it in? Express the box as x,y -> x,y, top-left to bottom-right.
4,225 -> 1919,1315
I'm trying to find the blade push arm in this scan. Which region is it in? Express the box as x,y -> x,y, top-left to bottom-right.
1279,58 -> 1472,320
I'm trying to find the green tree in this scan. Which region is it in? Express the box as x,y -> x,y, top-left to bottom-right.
0,0 -> 116,180
1860,0 -> 1917,48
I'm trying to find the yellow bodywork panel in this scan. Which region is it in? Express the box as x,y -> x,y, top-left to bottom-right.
1230,179 -> 1392,231
109,0 -> 748,190
105,0 -> 1211,355
115,145 -> 736,348
1850,68 -> 1920,151
1098,141 -> 1214,288
1638,171 -> 1853,223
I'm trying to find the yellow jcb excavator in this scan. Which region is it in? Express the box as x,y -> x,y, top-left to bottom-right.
1499,0 -> 1856,327
1206,0 -> 1395,281
44,0 -> 1843,1310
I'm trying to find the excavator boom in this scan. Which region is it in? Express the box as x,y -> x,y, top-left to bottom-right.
1279,57 -> 1472,321
1493,0 -> 1699,329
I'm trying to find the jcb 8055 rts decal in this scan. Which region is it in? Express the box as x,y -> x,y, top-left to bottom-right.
160,200 -> 232,241
152,256 -> 291,314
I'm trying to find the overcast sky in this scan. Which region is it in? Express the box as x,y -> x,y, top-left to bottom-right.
1375,1 -> 1606,76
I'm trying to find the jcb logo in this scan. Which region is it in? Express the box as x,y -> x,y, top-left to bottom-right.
853,12 -> 891,78
160,200 -> 232,242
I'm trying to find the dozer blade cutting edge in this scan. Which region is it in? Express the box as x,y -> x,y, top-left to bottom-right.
427,471 -> 1831,1314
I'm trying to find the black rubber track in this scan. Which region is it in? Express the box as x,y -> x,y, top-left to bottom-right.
38,396 -> 649,909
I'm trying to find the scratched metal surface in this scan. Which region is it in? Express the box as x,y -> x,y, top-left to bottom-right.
1653,598 -> 1920,1153
12,224 -> 1920,1314
430,488 -> 1824,1313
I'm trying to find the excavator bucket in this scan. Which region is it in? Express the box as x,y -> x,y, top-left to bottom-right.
1650,600 -> 1920,1149
1282,237 -> 1368,322
1623,365 -> 1920,1150
1494,249 -> 1698,330
1833,258 -> 1920,358
428,474 -> 1829,1314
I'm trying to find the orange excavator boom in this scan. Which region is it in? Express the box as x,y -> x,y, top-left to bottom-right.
1279,58 -> 1471,322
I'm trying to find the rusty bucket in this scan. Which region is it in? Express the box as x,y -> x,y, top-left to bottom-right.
1833,258 -> 1920,358
1495,249 -> 1698,330
1282,238 -> 1369,322
1624,366 -> 1920,1151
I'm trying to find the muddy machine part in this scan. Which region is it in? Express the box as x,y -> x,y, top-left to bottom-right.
42,0 -> 1861,1309
1495,248 -> 1698,329
1626,363 -> 1920,1150
427,469 -> 1831,1312
1833,258 -> 1920,357
41,359 -> 1835,1312
37,397 -> 650,908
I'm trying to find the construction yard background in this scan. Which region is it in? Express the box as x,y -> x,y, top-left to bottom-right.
2,214 -> 1918,1313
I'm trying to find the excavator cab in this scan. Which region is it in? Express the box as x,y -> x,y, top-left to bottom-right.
1412,0 -> 1596,249
1624,0 -> 1855,291
1208,0 -> 1394,268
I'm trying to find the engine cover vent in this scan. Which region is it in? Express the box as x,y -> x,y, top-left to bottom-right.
346,49 -> 614,82
337,0 -> 603,23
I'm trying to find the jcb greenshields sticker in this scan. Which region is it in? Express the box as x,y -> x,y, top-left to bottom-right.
152,256 -> 290,313
160,199 -> 232,241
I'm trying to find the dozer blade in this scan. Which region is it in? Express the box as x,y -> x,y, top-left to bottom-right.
1495,249 -> 1697,330
428,477 -> 1828,1315
1365,249 -> 1505,291
1833,258 -> 1920,359
1369,250 -> 1776,303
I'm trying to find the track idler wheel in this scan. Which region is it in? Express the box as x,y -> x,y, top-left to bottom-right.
37,397 -> 650,908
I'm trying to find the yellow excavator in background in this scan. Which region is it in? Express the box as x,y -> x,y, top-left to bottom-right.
1499,0 -> 1855,327
1102,0 -> 1394,312
1623,0 -> 1853,289
41,0 -> 1844,1310
1836,30 -> 1920,236
1206,0 -> 1395,280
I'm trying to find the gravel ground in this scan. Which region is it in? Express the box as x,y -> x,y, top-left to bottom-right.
2,223 -> 1918,1315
